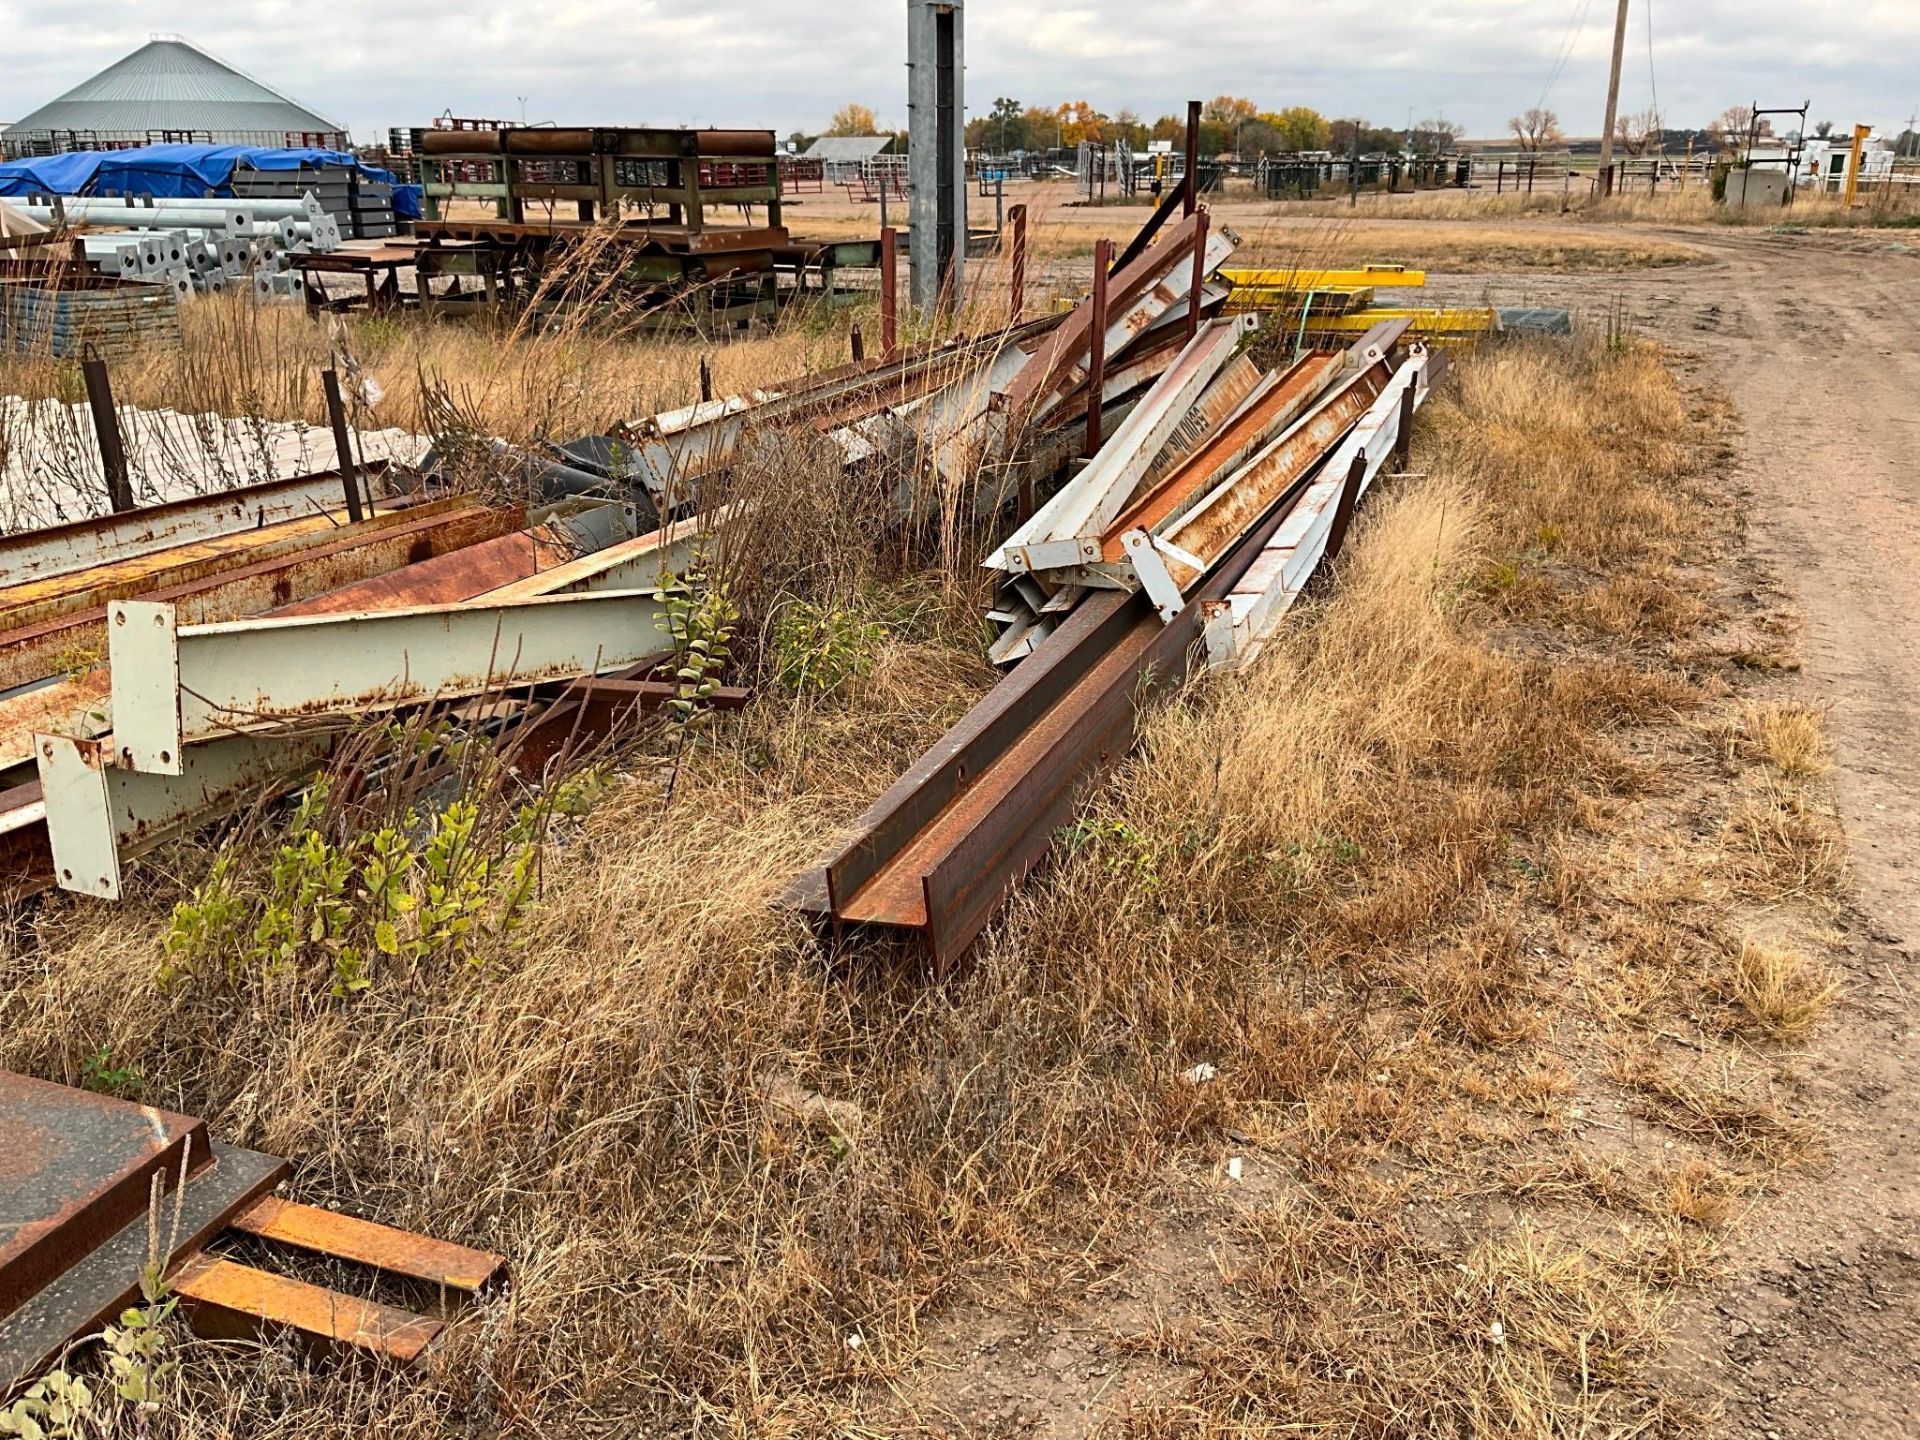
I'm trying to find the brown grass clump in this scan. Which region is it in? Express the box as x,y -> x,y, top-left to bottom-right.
1725,701 -> 1831,778
0,317 -> 1848,1435
1722,778 -> 1848,900
1715,937 -> 1841,1039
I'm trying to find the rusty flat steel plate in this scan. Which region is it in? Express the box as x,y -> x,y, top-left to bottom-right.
228,1197 -> 506,1294
170,1254 -> 443,1364
0,1073 -> 207,1320
1,1142 -> 285,1396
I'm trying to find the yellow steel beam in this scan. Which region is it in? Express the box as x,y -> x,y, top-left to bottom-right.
1224,286 -> 1375,316
1220,265 -> 1428,289
1844,123 -> 1871,205
1300,306 -> 1496,334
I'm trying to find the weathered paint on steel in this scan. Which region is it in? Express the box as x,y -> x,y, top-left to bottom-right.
110,587 -> 676,775
0,466 -> 401,588
37,728 -> 333,898
0,504 -> 522,692
1095,351 -> 1344,561
1157,363 -> 1389,588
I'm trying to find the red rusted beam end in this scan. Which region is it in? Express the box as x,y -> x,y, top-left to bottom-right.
1008,204 -> 1028,322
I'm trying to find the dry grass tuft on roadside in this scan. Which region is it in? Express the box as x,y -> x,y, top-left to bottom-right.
1715,937 -> 1842,1039
0,322 -> 1852,1436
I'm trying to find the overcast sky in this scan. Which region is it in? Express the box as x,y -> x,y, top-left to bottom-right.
3,0 -> 1914,144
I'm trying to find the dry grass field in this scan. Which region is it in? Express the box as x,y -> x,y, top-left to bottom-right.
786,180 -> 1709,271
0,247 -> 1862,1435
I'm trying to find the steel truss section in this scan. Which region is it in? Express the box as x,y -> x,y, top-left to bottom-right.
107,588 -> 677,775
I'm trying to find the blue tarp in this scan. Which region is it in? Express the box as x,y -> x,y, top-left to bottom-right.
0,144 -> 416,216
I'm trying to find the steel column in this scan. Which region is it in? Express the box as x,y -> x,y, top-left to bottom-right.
907,0 -> 965,313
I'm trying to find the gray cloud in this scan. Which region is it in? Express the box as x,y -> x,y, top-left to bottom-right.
3,0 -> 1913,142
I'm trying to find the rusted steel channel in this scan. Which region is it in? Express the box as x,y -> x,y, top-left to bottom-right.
0,499 -> 521,691
787,482 -> 1315,971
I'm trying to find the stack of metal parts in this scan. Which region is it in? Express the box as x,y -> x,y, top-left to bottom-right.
0,1069 -> 506,1393
1219,264 -> 1507,347
781,236 -> 1443,969
0,275 -> 182,361
6,192 -> 345,300
234,164 -> 396,239
0,453 -> 720,903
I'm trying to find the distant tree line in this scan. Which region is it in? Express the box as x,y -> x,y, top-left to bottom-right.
789,97 -> 1901,160
952,95 -> 1463,158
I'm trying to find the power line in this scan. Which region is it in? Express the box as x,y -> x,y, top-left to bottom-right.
1536,0 -> 1596,114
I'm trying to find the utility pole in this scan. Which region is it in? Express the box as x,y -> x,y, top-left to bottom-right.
906,0 -> 965,314
1595,0 -> 1630,194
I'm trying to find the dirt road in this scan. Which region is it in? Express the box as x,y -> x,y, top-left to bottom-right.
1442,229 -> 1920,1436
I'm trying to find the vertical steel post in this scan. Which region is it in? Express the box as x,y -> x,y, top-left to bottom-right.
320,368 -> 365,524
879,226 -> 898,356
1183,100 -> 1201,215
1324,449 -> 1368,563
850,323 -> 865,363
698,356 -> 713,403
1596,0 -> 1631,193
1187,208 -> 1209,341
1085,238 -> 1110,455
1008,203 -> 1027,321
1395,380 -> 1417,469
907,0 -> 965,314
80,351 -> 134,514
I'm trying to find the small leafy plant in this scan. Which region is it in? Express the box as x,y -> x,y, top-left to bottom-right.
80,1046 -> 141,1099
653,551 -> 738,803
159,759 -> 556,999
772,598 -> 886,696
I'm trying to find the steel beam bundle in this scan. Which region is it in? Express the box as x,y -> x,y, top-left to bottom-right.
12,192 -> 346,299
7,499 -> 709,901
783,321 -> 1440,972
1218,264 -> 1499,347
0,421 -> 700,901
607,320 -> 1062,501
